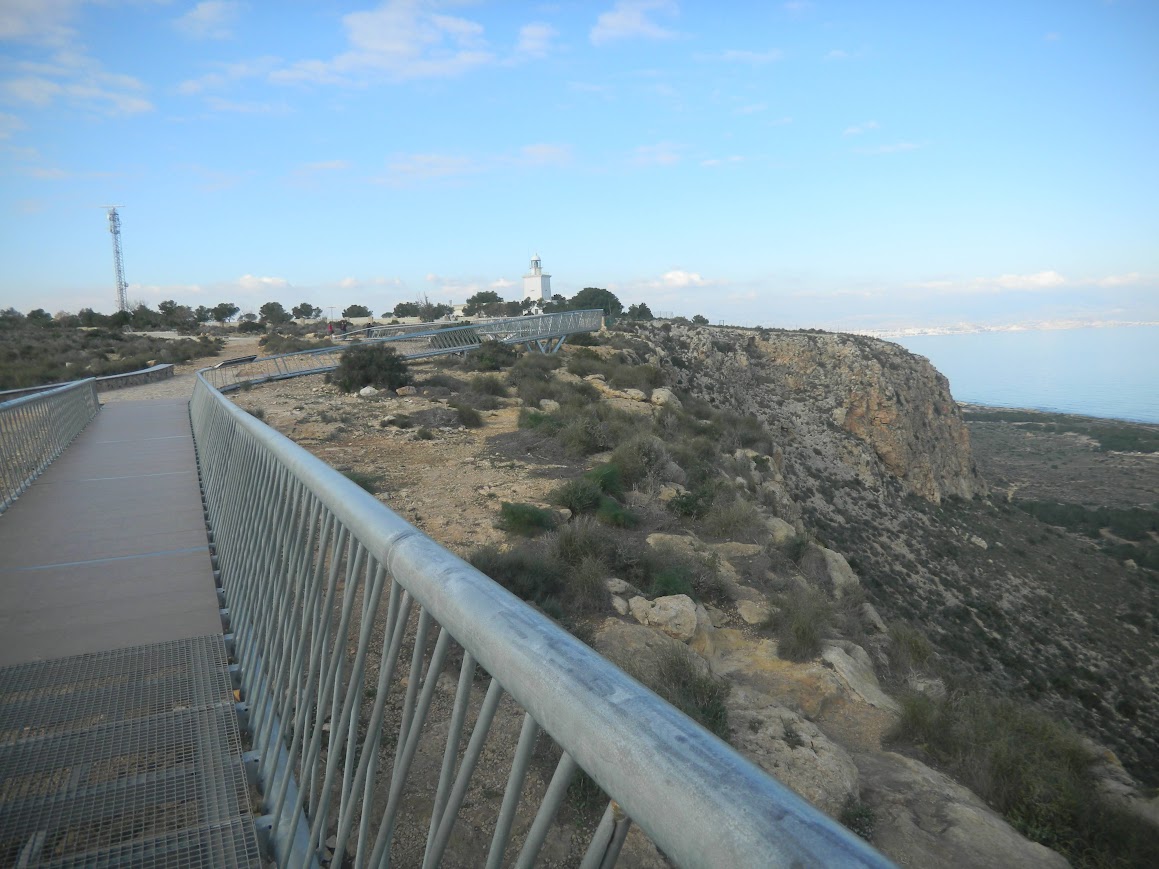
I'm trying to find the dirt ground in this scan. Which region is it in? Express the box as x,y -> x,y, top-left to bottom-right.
967,417 -> 1159,507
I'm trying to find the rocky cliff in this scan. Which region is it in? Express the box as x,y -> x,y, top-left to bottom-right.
644,324 -> 983,503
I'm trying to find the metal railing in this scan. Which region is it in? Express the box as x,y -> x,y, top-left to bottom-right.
200,310 -> 605,392
0,379 -> 100,514
190,370 -> 892,868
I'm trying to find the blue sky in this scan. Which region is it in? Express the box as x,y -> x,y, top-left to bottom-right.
1,0 -> 1156,329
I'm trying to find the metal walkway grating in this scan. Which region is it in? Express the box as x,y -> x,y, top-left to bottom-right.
0,636 -> 261,868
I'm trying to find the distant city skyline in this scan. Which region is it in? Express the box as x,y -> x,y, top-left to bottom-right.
1,1 -> 1156,331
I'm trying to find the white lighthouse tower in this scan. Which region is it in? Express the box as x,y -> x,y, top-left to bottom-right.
522,253 -> 551,303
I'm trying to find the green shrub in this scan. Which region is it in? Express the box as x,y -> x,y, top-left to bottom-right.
453,403 -> 484,428
568,555 -> 610,614
470,544 -> 565,607
551,478 -> 604,514
424,372 -> 465,391
703,495 -> 765,543
565,348 -> 607,378
342,469 -> 382,494
330,344 -> 409,393
237,320 -> 265,334
260,332 -> 327,354
470,374 -> 507,395
639,648 -> 730,740
650,566 -> 694,598
609,435 -> 669,487
887,623 -> 934,674
668,486 -> 714,519
839,796 -> 876,841
549,517 -> 613,566
596,496 -> 637,528
774,587 -> 832,661
416,427 -> 435,440
584,463 -> 625,499
463,339 -> 518,371
518,408 -> 564,432
889,689 -> 1159,866
498,502 -> 557,536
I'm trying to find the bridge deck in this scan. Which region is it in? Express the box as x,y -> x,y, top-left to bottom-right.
0,398 -> 260,867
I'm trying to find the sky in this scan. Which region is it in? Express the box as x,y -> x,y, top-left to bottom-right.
0,0 -> 1156,331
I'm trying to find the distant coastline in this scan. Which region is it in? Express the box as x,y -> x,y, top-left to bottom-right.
854,319 -> 1159,340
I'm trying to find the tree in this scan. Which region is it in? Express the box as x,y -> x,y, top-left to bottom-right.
194,305 -> 213,324
240,312 -> 258,322
342,304 -> 372,318
570,287 -> 623,317
26,309 -> 53,326
692,314 -> 709,325
259,301 -> 292,325
626,302 -> 654,320
129,304 -> 161,330
291,302 -> 321,319
463,290 -> 504,316
212,302 -> 240,324
392,301 -> 421,318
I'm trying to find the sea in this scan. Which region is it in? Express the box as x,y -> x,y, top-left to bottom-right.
888,325 -> 1159,425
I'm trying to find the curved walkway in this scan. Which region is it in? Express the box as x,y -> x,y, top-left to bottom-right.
0,388 -> 260,866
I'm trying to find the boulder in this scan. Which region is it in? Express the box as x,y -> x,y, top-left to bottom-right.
611,595 -> 629,616
628,594 -> 699,642
728,685 -> 859,816
650,387 -> 682,409
799,544 -> 860,599
821,644 -> 899,712
358,385 -> 379,397
594,619 -> 711,682
538,398 -> 561,413
622,388 -> 647,401
736,599 -> 771,625
861,602 -> 888,634
395,385 -> 418,396
605,577 -> 635,596
766,516 -> 796,546
551,369 -> 585,385
856,751 -> 1069,869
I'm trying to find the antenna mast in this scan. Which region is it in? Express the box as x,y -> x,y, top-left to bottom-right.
105,206 -> 128,312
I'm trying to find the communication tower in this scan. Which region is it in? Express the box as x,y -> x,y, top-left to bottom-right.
105,206 -> 128,312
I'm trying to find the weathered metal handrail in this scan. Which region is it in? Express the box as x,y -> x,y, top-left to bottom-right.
0,379 -> 100,514
190,370 -> 892,868
200,310 -> 605,392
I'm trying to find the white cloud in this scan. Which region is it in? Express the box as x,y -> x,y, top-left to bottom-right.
0,0 -> 78,46
0,112 -> 25,138
591,1 -> 677,46
178,56 -> 281,95
274,0 -> 495,84
1096,272 -> 1141,288
174,2 -> 241,41
853,141 -> 924,154
490,278 -> 516,290
735,102 -> 767,115
376,153 -> 479,186
992,270 -> 1066,290
238,274 -> 290,291
701,156 -> 743,167
518,143 -> 572,166
783,1 -> 811,12
300,159 -> 350,172
717,49 -> 782,65
659,269 -> 707,287
205,96 -> 288,114
1044,32 -> 1061,42
825,49 -> 849,60
634,141 -> 682,166
516,23 -> 557,59
843,120 -> 879,136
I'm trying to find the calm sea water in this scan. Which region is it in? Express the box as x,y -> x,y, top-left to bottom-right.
891,326 -> 1159,424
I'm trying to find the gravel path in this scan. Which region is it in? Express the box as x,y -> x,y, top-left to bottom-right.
98,336 -> 264,403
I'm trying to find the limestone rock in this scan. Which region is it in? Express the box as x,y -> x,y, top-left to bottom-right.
728,685 -> 859,815
736,599 -> 771,625
395,385 -> 418,396
594,619 -> 710,683
766,516 -> 796,546
629,594 -> 699,642
856,751 -> 1069,869
799,544 -> 860,599
969,534 -> 988,550
861,602 -> 888,634
821,644 -> 899,712
358,385 -> 379,397
611,595 -> 629,616
539,398 -> 561,413
712,541 -> 763,560
650,387 -> 682,409
622,388 -> 647,401
551,369 -> 584,385
605,577 -> 634,595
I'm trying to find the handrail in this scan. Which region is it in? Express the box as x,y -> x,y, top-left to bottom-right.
0,379 -> 100,513
200,310 -> 605,392
190,369 -> 893,868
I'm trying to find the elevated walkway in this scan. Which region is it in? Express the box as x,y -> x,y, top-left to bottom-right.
0,398 -> 260,866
